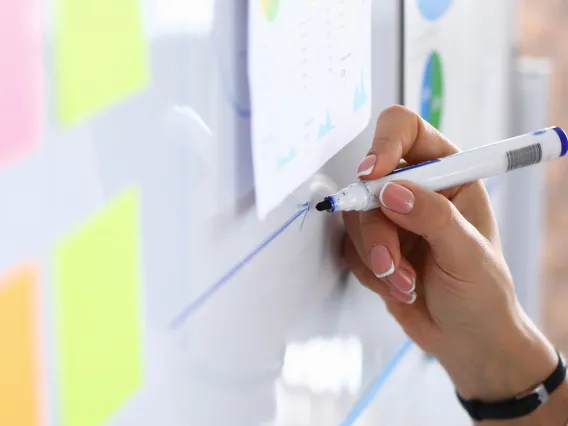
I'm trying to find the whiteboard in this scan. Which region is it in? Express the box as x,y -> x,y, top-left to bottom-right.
404,0 -> 513,149
0,0 -> 513,425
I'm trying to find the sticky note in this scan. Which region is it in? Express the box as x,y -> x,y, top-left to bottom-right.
55,0 -> 148,124
0,265 -> 40,426
0,0 -> 42,168
55,190 -> 143,426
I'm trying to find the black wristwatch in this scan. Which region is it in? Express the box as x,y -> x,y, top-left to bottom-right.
457,350 -> 567,421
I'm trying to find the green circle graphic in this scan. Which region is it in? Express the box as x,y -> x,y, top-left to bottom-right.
263,0 -> 279,22
420,51 -> 444,130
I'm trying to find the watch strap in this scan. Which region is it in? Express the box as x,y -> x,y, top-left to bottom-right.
457,350 -> 566,421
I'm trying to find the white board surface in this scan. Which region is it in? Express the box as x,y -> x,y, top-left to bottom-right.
0,0 -> 514,425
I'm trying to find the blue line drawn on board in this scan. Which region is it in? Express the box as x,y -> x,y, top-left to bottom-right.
169,202 -> 311,329
353,70 -> 368,112
317,110 -> 334,139
341,339 -> 414,426
276,147 -> 297,169
417,0 -> 453,22
168,177 -> 502,419
299,202 -> 310,231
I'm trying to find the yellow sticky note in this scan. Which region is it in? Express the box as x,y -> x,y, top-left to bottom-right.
0,265 -> 41,426
55,0 -> 148,124
55,190 -> 143,426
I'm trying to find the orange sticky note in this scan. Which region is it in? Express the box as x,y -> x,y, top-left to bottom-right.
0,265 -> 41,426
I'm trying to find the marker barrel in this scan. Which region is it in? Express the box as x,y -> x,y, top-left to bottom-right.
328,127 -> 567,212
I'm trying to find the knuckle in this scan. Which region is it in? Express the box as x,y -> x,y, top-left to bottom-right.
351,264 -> 371,287
430,199 -> 457,233
359,210 -> 387,241
366,280 -> 390,299
342,236 -> 358,264
358,222 -> 377,245
378,104 -> 413,122
357,269 -> 377,287
342,211 -> 359,235
342,234 -> 354,255
343,240 -> 372,282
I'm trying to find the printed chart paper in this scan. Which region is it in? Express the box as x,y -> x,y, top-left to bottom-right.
55,190 -> 143,426
0,0 -> 42,169
249,0 -> 371,218
0,265 -> 40,426
55,0 -> 148,125
404,0 -> 510,150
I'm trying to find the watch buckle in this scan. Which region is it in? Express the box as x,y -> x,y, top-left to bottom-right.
533,384 -> 549,404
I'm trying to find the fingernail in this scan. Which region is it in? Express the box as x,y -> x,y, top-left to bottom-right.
357,154 -> 377,178
387,268 -> 416,294
388,289 -> 417,305
370,245 -> 394,278
379,182 -> 415,214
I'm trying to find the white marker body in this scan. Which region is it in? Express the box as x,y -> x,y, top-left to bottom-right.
329,127 -> 567,212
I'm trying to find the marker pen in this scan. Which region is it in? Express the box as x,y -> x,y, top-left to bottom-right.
316,126 -> 568,213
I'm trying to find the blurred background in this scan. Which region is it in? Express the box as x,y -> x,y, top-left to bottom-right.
519,0 -> 568,357
0,1 -> 567,425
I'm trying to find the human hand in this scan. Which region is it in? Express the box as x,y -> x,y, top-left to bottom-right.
343,105 -> 558,402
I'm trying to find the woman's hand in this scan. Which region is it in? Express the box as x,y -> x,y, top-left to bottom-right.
343,106 -> 558,404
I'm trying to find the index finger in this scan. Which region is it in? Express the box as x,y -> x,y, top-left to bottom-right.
356,105 -> 459,180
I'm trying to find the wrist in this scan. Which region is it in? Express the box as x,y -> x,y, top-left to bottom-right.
439,311 -> 557,401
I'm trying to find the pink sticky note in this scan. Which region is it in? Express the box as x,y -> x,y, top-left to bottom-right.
0,0 -> 42,170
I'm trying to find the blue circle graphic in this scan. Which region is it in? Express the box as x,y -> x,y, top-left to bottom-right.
417,0 -> 453,21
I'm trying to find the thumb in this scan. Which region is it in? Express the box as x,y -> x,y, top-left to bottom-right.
378,181 -> 488,275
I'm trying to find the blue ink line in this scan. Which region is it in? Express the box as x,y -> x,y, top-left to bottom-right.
170,203 -> 310,329
341,338 -> 414,426
298,202 -> 310,231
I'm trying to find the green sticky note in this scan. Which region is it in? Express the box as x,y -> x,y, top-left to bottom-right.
55,0 -> 149,124
55,190 -> 143,426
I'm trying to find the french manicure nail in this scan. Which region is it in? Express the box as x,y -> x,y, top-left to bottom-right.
357,154 -> 377,178
388,289 -> 417,305
387,268 -> 416,294
379,182 -> 415,214
370,245 -> 394,278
